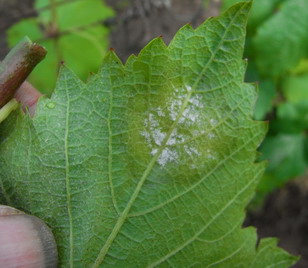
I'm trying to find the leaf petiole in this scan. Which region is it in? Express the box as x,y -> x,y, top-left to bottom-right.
0,37 -> 47,109
0,99 -> 18,123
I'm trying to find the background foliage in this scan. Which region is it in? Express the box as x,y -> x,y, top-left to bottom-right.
7,0 -> 113,94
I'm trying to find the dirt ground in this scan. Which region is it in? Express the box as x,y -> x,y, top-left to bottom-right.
105,0 -> 221,61
0,0 -> 307,267
0,0 -> 36,57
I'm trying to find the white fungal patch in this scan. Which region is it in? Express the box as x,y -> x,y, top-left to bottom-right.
140,84 -> 217,167
169,99 -> 182,121
190,164 -> 196,169
206,149 -> 216,160
208,132 -> 216,139
189,95 -> 203,108
182,95 -> 204,125
152,129 -> 166,146
186,85 -> 192,92
184,145 -> 202,157
157,107 -> 165,117
210,118 -> 218,127
157,148 -> 178,166
150,148 -> 158,156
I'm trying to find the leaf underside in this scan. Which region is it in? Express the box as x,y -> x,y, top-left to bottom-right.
0,2 -> 298,267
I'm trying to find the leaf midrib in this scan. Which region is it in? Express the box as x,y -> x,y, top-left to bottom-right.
64,73 -> 74,267
92,4 -> 246,267
107,71 -> 120,215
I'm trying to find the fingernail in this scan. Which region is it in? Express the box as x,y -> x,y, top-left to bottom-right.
0,205 -> 58,268
0,205 -> 25,216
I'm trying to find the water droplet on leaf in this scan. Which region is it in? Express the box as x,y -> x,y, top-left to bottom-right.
46,102 -> 56,109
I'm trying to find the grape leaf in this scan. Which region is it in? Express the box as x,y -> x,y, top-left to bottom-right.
282,74 -> 308,103
257,132 -> 307,204
0,3 -> 298,267
253,0 -> 308,78
261,134 -> 306,182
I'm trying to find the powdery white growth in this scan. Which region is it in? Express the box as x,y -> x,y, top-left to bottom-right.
210,118 -> 218,126
140,85 -> 217,166
157,148 -> 178,166
208,132 -> 216,139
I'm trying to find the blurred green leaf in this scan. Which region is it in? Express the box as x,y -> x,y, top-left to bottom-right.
7,0 -> 113,94
36,0 -> 111,29
305,137 -> 308,162
260,134 -> 306,182
270,101 -> 308,133
257,132 -> 307,203
253,0 -> 308,78
290,58 -> 308,75
282,74 -> 308,103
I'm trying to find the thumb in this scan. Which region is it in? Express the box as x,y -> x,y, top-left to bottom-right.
0,205 -> 58,268
14,81 -> 42,117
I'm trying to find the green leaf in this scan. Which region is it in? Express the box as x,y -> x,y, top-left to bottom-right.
290,58 -> 308,75
282,74 -> 308,103
260,133 -> 306,186
0,3 -> 298,267
271,101 -> 308,133
255,132 -> 307,205
253,0 -> 308,78
35,0 -> 111,29
7,0 -> 113,94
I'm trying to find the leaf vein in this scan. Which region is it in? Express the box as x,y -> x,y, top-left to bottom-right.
107,76 -> 120,215
64,73 -> 74,268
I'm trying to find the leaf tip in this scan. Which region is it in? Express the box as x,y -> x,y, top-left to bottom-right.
100,49 -> 123,69
223,0 -> 252,17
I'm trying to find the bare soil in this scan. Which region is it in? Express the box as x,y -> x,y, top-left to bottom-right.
106,0 -> 221,61
0,0 -> 36,58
